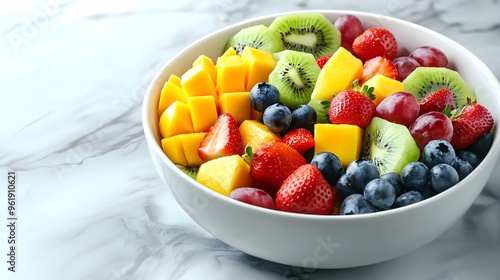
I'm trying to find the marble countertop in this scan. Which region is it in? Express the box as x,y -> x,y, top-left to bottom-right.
1,0 -> 500,279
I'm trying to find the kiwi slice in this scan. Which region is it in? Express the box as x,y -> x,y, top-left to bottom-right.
361,117 -> 420,175
224,24 -> 284,56
402,67 -> 476,108
176,164 -> 199,180
269,50 -> 321,109
268,13 -> 341,58
307,99 -> 330,123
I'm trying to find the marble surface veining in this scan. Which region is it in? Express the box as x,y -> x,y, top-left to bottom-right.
1,0 -> 500,279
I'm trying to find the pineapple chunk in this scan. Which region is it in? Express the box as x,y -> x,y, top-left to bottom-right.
159,101 -> 194,138
314,123 -> 364,168
181,64 -> 217,98
239,120 -> 279,152
216,55 -> 246,95
161,135 -> 188,166
241,46 -> 277,91
188,96 -> 218,132
158,81 -> 187,116
219,92 -> 251,124
363,74 -> 404,107
193,55 -> 216,85
197,155 -> 253,196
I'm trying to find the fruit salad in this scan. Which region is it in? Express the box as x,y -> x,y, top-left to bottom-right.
156,12 -> 495,215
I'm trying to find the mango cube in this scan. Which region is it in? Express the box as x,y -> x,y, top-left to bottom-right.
158,81 -> 188,116
219,92 -> 251,124
221,47 -> 238,58
181,64 -> 217,98
161,135 -> 188,166
314,123 -> 364,168
241,46 -> 277,91
197,155 -> 253,196
311,47 -> 363,101
188,96 -> 218,132
216,55 -> 246,95
159,101 -> 194,138
239,120 -> 279,152
193,55 -> 216,85
363,74 -> 404,107
179,133 -> 206,166
167,74 -> 181,87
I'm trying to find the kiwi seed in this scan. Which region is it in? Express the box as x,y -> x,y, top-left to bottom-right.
176,164 -> 199,180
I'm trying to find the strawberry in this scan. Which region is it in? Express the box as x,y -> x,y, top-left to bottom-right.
283,128 -> 315,154
450,101 -> 494,149
419,88 -> 455,115
276,164 -> 335,215
329,81 -> 376,128
198,113 -> 244,161
316,54 -> 332,69
352,28 -> 398,62
250,141 -> 306,191
360,56 -> 398,84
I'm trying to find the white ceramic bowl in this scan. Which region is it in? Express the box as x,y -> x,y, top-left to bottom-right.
142,10 -> 500,268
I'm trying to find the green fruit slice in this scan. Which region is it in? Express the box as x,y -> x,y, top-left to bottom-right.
176,164 -> 199,180
224,24 -> 284,56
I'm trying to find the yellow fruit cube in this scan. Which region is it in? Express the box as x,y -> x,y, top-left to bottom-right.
157,81 -> 188,116
216,55 -> 246,95
181,64 -> 217,98
188,96 -> 218,132
241,46 -> 277,91
159,101 -> 194,138
251,108 -> 263,121
311,47 -> 363,101
179,133 -> 206,166
161,135 -> 188,166
363,74 -> 404,107
221,47 -> 238,58
239,120 -> 279,152
197,155 -> 253,196
167,74 -> 181,87
219,92 -> 251,124
193,55 -> 216,85
314,123 -> 364,168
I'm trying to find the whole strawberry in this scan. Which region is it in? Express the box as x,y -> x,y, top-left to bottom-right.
250,141 -> 306,191
352,28 -> 398,62
276,164 -> 335,215
329,82 -> 376,128
419,88 -> 455,115
450,101 -> 494,149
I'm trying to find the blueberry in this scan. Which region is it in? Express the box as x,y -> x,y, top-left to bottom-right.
450,156 -> 473,181
393,191 -> 424,208
422,140 -> 456,167
289,105 -> 317,132
419,184 -> 436,199
456,150 -> 480,169
339,194 -> 376,215
311,152 -> 344,186
466,132 -> 493,158
429,163 -> 459,193
345,159 -> 380,193
380,172 -> 404,197
336,174 -> 356,199
363,179 -> 396,210
262,103 -> 292,133
400,161 -> 430,191
249,82 -> 280,112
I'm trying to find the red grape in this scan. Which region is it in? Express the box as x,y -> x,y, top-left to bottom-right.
409,111 -> 453,150
229,187 -> 276,210
334,15 -> 364,52
393,56 -> 420,81
376,91 -> 420,127
409,46 -> 448,67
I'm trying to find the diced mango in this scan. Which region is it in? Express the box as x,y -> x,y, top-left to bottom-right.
179,133 -> 206,166
311,47 -> 363,101
167,74 -> 181,87
161,135 -> 188,166
181,64 -> 217,98
219,92 -> 251,124
216,55 -> 246,95
221,47 -> 238,58
362,74 -> 404,107
314,123 -> 364,168
188,96 -> 218,132
158,81 -> 188,116
251,108 -> 263,121
197,155 -> 253,196
159,101 -> 194,138
193,55 -> 216,85
239,120 -> 279,152
241,46 -> 277,91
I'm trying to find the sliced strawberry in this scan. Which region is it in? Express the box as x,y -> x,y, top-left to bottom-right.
360,56 -> 398,84
276,164 -> 335,215
329,82 -> 376,129
450,102 -> 494,149
250,141 -> 306,191
283,128 -> 315,154
316,54 -> 332,69
352,28 -> 398,62
419,88 -> 455,115
198,113 -> 244,161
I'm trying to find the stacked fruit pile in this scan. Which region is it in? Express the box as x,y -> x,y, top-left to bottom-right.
156,12 -> 494,215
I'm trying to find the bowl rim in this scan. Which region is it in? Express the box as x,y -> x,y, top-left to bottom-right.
142,9 -> 500,221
